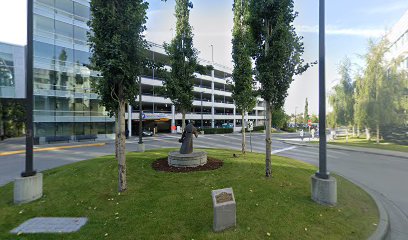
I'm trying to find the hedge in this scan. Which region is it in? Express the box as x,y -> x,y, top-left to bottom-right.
201,128 -> 233,134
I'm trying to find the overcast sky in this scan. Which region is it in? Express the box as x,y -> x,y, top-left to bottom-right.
1,0 -> 407,114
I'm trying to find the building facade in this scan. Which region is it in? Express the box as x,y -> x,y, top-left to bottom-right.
386,10 -> 408,71
0,42 -> 26,99
386,9 -> 408,124
30,0 -> 264,141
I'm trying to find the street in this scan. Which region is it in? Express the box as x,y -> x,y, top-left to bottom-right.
0,133 -> 407,239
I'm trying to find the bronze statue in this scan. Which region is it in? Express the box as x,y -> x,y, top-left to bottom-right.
179,121 -> 198,154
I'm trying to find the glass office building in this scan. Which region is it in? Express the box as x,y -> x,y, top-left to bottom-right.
0,42 -> 25,99
33,0 -> 115,140
32,0 -> 265,141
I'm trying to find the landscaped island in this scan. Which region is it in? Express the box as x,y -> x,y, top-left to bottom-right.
0,149 -> 378,239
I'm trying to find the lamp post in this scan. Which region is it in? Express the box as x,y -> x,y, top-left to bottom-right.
294,106 -> 298,130
138,76 -> 144,152
200,79 -> 203,129
14,0 -> 43,205
317,0 -> 328,180
311,0 -> 337,206
22,0 -> 35,178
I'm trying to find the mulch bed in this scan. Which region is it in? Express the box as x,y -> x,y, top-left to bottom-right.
152,157 -> 223,173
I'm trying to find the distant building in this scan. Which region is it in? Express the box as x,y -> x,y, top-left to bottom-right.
0,42 -> 26,99
386,10 -> 408,124
386,10 -> 408,70
2,0 -> 265,142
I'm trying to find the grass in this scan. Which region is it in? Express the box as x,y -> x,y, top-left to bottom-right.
0,149 -> 378,240
327,136 -> 408,153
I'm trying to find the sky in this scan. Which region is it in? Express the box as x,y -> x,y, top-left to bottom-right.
1,0 -> 407,115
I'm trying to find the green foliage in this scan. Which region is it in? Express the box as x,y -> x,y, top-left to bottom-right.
248,0 -> 312,108
329,58 -> 355,127
0,149 -> 379,240
303,98 -> 309,124
0,99 -> 25,138
88,0 -> 150,115
272,107 -> 289,129
201,128 -> 233,134
354,40 -> 405,131
161,0 -> 199,114
231,0 -> 256,113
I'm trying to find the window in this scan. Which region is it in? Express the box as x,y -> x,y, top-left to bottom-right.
34,15 -> 54,33
55,20 -> 73,38
34,41 -> 55,59
55,0 -> 73,14
74,2 -> 90,20
74,50 -> 90,66
55,46 -> 74,63
36,0 -> 54,7
74,26 -> 88,43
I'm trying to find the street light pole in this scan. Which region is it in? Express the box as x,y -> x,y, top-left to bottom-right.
294,106 -> 298,130
138,76 -> 143,145
22,0 -> 36,177
200,79 -> 203,129
316,0 -> 329,179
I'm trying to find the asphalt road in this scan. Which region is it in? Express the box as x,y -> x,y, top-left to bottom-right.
1,133 -> 407,239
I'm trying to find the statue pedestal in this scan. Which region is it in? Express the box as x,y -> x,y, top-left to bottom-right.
168,151 -> 207,167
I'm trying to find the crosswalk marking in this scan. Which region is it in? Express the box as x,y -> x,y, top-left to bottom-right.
271,146 -> 297,154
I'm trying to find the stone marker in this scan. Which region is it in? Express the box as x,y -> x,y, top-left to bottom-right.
10,217 -> 88,234
212,187 -> 236,232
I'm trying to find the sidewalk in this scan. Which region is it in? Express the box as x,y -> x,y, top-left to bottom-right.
0,138 -> 106,157
282,138 -> 408,159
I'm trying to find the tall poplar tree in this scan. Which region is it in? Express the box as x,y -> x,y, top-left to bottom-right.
88,0 -> 149,192
304,98 -> 309,125
232,0 -> 256,154
248,0 -> 311,177
162,0 -> 200,130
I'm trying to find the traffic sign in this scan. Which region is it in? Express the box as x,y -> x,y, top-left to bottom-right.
247,121 -> 253,131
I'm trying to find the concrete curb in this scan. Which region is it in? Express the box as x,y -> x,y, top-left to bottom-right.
281,140 -> 407,159
367,190 -> 390,240
334,173 -> 390,240
0,143 -> 106,157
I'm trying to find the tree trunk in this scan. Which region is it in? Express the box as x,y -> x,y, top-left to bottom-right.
117,98 -> 127,192
346,129 -> 349,143
181,110 -> 186,131
241,112 -> 246,154
352,125 -> 355,137
357,126 -> 360,138
376,124 -> 380,144
365,127 -> 371,141
115,114 -> 119,159
265,101 -> 272,177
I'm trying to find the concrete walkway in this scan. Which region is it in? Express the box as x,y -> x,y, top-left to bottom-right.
282,139 -> 408,159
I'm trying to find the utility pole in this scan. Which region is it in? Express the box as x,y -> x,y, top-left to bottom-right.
311,0 -> 337,206
138,76 -> 144,152
22,0 -> 35,178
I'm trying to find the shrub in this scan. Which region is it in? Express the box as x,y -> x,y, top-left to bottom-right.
201,128 -> 233,134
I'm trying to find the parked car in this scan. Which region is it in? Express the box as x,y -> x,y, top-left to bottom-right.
142,130 -> 154,137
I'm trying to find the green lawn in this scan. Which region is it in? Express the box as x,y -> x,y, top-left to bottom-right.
0,149 -> 378,240
328,137 -> 408,153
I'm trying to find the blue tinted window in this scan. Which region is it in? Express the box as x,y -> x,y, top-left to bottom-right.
34,41 -> 55,59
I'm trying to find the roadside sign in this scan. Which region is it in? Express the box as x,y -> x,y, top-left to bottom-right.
247,121 -> 253,131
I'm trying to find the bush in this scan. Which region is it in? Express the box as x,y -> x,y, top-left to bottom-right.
201,128 -> 233,134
